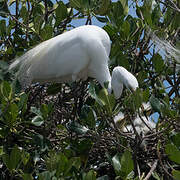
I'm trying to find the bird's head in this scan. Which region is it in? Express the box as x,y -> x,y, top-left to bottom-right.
111,66 -> 139,99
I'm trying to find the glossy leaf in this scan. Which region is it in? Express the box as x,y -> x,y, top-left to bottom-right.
151,54 -> 164,73
32,115 -> 44,126
83,170 -> 96,180
170,132 -> 180,149
120,151 -> 134,178
67,121 -> 89,135
150,95 -> 161,113
165,144 -> 180,164
88,82 -> 104,106
55,1 -> 67,26
0,81 -> 12,101
95,16 -> 109,23
2,145 -> 22,171
112,154 -> 121,175
0,19 -> 6,36
22,173 -> 33,180
172,170 -> 180,180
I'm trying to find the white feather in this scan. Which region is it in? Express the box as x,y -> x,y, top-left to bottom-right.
9,25 -> 112,91
111,66 -> 139,99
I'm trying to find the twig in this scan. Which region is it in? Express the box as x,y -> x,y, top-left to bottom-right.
144,160 -> 158,180
157,143 -> 174,179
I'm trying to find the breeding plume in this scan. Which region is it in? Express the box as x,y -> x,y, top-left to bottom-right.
9,25 -> 138,98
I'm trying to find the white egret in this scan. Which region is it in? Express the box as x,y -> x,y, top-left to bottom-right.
9,25 -> 112,92
111,66 -> 139,99
9,25 -> 139,98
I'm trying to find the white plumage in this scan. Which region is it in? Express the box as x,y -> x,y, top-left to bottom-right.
9,25 -> 112,91
111,66 -> 139,99
9,25 -> 139,98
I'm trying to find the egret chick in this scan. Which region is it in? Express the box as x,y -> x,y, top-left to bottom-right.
111,66 -> 139,99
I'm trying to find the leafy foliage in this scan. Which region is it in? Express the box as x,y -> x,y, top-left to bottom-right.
0,0 -> 180,179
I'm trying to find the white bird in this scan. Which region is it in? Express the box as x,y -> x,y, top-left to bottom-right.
123,115 -> 156,135
111,66 -> 139,99
9,25 -> 112,91
114,102 -> 155,135
9,25 -> 138,98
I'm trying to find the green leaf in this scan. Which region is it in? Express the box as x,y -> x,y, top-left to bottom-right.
172,170 -> 180,180
120,0 -> 129,16
170,132 -> 180,149
0,146 -> 4,156
151,54 -> 164,73
121,20 -> 130,38
0,60 -> 8,70
38,171 -> 56,180
84,170 -> 96,180
3,103 -> 19,126
0,0 -> 9,17
94,0 -> 110,16
30,106 -> 41,116
133,88 -> 143,110
10,145 -> 22,169
9,103 -> 19,122
0,20 -> 6,36
22,173 -> 33,180
98,88 -> 115,114
40,24 -> 53,40
18,92 -> 28,114
21,151 -> 30,166
112,154 -> 121,175
19,5 -> 28,23
88,82 -> 104,106
149,95 -> 161,113
142,88 -> 150,102
151,3 -> 161,25
116,52 -> 130,70
0,81 -> 12,101
32,115 -> 44,126
32,3 -> 44,17
95,16 -> 109,23
165,144 -> 180,164
40,103 -> 53,119
81,105 -> 96,129
56,153 -> 68,177
120,151 -> 134,178
67,121 -> 89,135
112,1 -> 124,20
3,145 -> 22,171
55,1 -> 68,26
2,153 -> 12,171
70,0 -> 82,10
33,15 -> 43,32
70,157 -> 81,170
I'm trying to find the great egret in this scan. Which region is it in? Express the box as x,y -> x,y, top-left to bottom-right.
9,25 -> 138,98
111,66 -> 139,99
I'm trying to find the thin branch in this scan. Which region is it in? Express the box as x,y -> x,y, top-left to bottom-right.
144,160 -> 158,180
